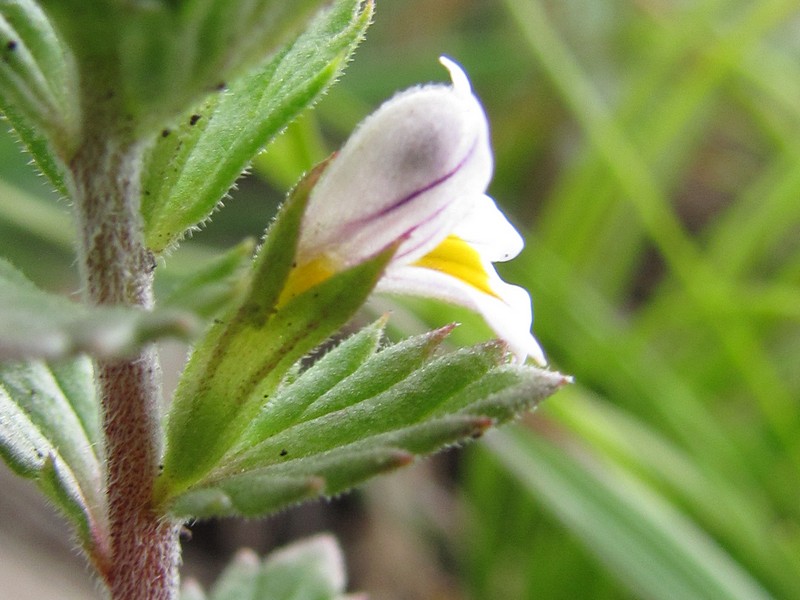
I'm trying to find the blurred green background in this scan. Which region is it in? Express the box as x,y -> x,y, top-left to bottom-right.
2,1 -> 800,598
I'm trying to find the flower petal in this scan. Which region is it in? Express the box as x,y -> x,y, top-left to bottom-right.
297,60 -> 493,269
284,56 -> 545,365
377,264 -> 546,365
452,194 -> 524,261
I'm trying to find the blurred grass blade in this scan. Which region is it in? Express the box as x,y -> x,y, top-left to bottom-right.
486,427 -> 774,600
0,178 -> 73,250
547,387 -> 800,598
504,0 -> 797,456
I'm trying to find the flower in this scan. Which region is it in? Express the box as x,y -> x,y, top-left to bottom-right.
285,57 -> 546,365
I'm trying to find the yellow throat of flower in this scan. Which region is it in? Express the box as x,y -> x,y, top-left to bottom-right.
278,234 -> 499,309
414,235 -> 499,298
277,255 -> 337,307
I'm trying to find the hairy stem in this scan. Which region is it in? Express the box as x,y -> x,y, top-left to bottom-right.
71,134 -> 180,599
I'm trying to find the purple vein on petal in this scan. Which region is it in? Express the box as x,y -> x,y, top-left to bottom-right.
354,137 -> 480,230
392,202 -> 452,262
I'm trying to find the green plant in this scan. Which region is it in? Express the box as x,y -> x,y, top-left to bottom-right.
0,1 -> 566,597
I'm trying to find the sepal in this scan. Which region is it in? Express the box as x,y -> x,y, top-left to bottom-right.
160,172 -> 393,495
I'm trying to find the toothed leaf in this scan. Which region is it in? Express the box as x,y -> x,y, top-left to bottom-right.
169,474 -> 323,520
163,320 -> 568,520
159,174 -> 392,494
229,320 -> 453,458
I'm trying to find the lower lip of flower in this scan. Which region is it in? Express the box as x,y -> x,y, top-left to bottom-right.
412,234 -> 500,299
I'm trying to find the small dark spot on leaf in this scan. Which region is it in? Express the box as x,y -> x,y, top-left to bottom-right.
213,318 -> 223,324
144,190 -> 151,196
215,82 -> 226,91
6,40 -> 17,51
161,129 -> 171,137
291,261 -> 297,268
189,114 -> 201,126
280,449 -> 288,457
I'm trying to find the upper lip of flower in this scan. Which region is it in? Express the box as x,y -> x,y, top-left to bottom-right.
285,56 -> 546,365
366,135 -> 480,227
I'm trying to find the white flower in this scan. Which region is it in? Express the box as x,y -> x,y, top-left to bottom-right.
287,57 -> 546,365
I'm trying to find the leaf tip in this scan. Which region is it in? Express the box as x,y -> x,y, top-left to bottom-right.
179,578 -> 207,600
535,368 -> 574,397
307,475 -> 326,494
389,449 -> 415,469
233,548 -> 260,567
468,416 -> 495,439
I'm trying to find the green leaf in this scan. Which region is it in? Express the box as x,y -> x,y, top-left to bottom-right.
141,0 -> 374,252
0,259 -> 199,362
161,251 -> 392,495
184,535 -> 354,600
0,356 -> 109,564
485,426 -> 774,600
231,317 -> 439,448
159,239 -> 255,319
169,473 -> 324,519
0,0 -> 79,190
228,342 -> 510,468
163,320 -> 569,519
159,172 -> 392,495
38,0 -> 331,134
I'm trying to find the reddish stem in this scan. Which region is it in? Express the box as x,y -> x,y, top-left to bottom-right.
71,134 -> 180,599
98,354 -> 180,598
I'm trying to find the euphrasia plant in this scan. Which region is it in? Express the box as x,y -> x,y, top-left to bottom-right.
0,2 -> 568,598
